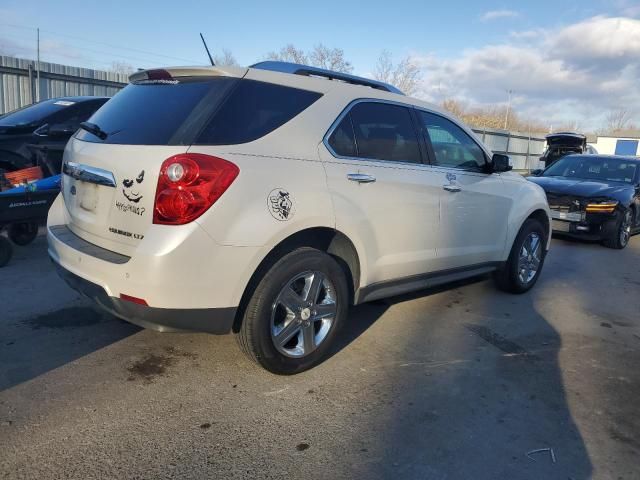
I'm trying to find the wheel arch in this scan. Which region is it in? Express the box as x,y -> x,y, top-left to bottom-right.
232,227 -> 361,333
526,208 -> 551,246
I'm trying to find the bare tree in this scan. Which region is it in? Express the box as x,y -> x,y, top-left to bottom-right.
441,98 -> 467,119
373,50 -> 421,96
266,44 -> 308,65
441,98 -> 548,134
309,44 -> 352,73
605,108 -> 631,133
109,61 -> 134,75
265,44 -> 353,73
213,49 -> 238,66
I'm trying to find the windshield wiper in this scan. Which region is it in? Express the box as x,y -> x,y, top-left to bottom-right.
79,121 -> 108,140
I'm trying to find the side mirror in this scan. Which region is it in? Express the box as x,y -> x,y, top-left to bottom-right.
490,153 -> 512,173
530,169 -> 543,176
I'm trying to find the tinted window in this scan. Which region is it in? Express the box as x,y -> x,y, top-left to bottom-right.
76,77 -> 238,145
349,102 -> 421,163
419,111 -> 485,170
327,114 -> 356,157
543,155 -> 638,183
196,80 -> 322,145
48,100 -> 107,126
0,99 -> 77,127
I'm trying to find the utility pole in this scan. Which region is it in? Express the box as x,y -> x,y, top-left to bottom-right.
36,28 -> 40,102
503,89 -> 512,130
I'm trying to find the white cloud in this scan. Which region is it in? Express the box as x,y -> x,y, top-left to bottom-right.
612,0 -> 640,17
479,10 -> 520,22
548,16 -> 640,69
414,16 -> 640,130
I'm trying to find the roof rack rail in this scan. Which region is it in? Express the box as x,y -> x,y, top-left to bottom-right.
250,61 -> 404,95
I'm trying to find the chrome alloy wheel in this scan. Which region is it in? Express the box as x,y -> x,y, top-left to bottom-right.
270,271 -> 337,358
620,210 -> 632,247
518,232 -> 542,284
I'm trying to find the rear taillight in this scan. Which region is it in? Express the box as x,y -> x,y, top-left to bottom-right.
153,153 -> 239,225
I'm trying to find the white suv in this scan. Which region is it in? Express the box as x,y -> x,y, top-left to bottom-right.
47,62 -> 551,374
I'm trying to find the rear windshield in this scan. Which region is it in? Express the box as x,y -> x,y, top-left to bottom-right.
76,77 -> 237,145
0,99 -> 76,127
76,77 -> 322,146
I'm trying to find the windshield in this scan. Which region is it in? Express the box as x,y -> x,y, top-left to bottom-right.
542,155 -> 638,184
0,99 -> 76,127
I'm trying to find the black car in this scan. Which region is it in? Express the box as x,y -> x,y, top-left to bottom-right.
0,96 -> 109,176
528,154 -> 640,249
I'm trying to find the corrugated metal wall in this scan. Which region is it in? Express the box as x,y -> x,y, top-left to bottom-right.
473,127 -> 546,171
0,56 -> 127,114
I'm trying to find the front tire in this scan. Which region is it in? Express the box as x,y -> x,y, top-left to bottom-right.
495,218 -> 547,294
603,209 -> 632,250
236,247 -> 349,374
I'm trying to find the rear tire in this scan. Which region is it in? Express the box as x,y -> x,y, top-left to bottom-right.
8,222 -> 39,246
494,218 -> 547,294
603,209 -> 632,250
236,247 -> 348,374
0,236 -> 13,268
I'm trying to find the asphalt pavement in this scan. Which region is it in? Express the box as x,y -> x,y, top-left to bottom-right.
1,234 -> 639,479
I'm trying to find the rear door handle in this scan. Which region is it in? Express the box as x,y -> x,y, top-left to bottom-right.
347,173 -> 376,183
443,184 -> 461,192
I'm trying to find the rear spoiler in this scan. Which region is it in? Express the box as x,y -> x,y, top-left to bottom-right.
129,66 -> 247,83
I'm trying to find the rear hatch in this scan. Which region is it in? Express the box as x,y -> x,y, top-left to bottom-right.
545,133 -> 586,150
61,66 -> 246,255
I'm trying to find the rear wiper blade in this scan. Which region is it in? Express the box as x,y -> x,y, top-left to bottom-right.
79,121 -> 108,140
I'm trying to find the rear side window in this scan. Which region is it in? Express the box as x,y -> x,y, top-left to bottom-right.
76,77 -> 238,145
348,102 -> 421,163
195,80 -> 322,145
327,115 -> 357,157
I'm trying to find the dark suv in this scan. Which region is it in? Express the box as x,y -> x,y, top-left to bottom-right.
0,96 -> 109,176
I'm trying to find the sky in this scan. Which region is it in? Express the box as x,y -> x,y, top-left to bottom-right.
0,0 -> 639,131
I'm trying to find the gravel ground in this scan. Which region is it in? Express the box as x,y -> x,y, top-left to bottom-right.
1,234 -> 639,479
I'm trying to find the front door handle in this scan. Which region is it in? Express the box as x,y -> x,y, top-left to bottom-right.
347,173 -> 376,183
443,184 -> 461,192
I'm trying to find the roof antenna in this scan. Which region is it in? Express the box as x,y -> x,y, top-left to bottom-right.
199,33 -> 215,66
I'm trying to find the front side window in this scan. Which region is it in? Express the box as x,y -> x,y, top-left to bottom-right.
347,102 -> 421,163
419,111 -> 486,171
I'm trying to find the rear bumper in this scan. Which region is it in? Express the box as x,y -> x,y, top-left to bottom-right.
53,259 -> 236,334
